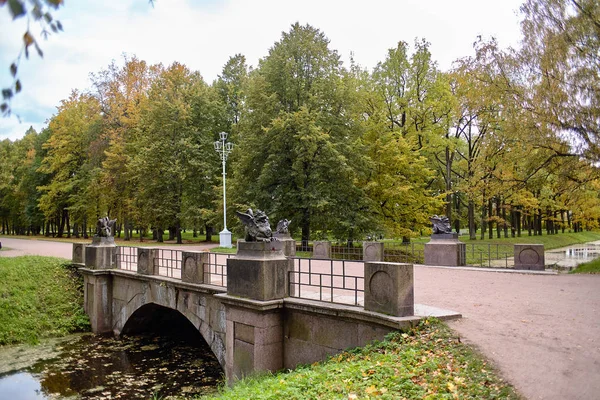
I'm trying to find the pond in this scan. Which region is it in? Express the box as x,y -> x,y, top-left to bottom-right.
0,332 -> 223,399
545,242 -> 600,268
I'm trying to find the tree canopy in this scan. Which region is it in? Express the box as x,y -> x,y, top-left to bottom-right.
1,5 -> 599,242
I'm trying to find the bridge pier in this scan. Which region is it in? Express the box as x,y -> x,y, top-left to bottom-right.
221,240 -> 292,383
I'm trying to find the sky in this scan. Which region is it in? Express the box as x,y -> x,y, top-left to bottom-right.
0,0 -> 525,142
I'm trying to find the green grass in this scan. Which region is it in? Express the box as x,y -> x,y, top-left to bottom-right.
202,320 -> 520,400
0,256 -> 90,345
570,258 -> 600,274
210,247 -> 237,254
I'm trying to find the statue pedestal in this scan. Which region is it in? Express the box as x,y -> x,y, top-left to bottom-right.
273,233 -> 296,257
424,234 -> 466,266
228,241 -> 293,301
85,236 -> 117,269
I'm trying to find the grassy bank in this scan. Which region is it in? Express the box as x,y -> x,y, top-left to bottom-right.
203,320 -> 520,400
571,258 -> 600,274
0,256 -> 90,345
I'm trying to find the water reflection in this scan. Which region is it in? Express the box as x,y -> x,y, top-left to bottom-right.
0,333 -> 223,399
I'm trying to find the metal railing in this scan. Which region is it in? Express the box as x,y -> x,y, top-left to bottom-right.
153,249 -> 182,279
331,241 -> 364,260
465,244 -> 513,268
116,246 -> 138,271
288,257 -> 364,306
205,252 -> 230,287
383,242 -> 425,264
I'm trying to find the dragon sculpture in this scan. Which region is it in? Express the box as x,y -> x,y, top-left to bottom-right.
236,209 -> 276,242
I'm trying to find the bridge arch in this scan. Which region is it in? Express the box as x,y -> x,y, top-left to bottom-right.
109,275 -> 227,367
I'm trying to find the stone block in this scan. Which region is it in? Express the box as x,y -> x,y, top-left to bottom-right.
424,237 -> 466,266
137,248 -> 157,275
363,242 -> 384,262
182,251 -> 208,284
514,244 -> 545,270
364,262 -> 414,317
274,237 -> 296,257
84,244 -> 117,269
313,241 -> 331,259
72,243 -> 85,264
81,272 -> 113,333
228,245 -> 292,301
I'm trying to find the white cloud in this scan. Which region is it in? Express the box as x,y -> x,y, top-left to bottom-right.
0,0 -> 524,141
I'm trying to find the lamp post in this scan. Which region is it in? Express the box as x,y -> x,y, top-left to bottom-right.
214,131 -> 234,248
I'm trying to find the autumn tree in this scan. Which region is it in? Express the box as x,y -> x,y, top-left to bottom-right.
128,62 -> 221,244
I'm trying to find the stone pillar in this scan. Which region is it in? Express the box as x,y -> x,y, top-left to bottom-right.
313,241 -> 331,259
222,240 -> 292,382
273,233 -> 296,257
72,243 -> 85,264
182,251 -> 208,284
514,244 -> 545,270
364,262 -> 414,317
424,233 -> 466,266
219,298 -> 284,384
228,240 -> 292,301
80,236 -> 116,334
84,237 -> 117,269
363,242 -> 384,262
82,271 -> 113,333
137,247 -> 158,275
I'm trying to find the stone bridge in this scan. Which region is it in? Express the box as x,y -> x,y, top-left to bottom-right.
74,239 -> 459,382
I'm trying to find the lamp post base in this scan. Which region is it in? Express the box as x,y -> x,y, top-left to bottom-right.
219,229 -> 232,248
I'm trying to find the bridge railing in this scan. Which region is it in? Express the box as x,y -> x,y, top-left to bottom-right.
116,246 -> 138,271
205,252 -> 231,287
288,257 -> 364,306
154,249 -> 182,279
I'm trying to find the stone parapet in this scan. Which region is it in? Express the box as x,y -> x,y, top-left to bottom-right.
182,251 -> 208,284
364,262 -> 414,317
313,241 -> 331,259
136,248 -> 158,275
363,242 -> 384,262
424,235 -> 466,266
72,243 -> 85,264
514,244 -> 545,270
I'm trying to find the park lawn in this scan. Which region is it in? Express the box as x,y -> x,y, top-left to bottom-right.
0,256 -> 90,345
570,258 -> 600,274
203,319 -> 520,400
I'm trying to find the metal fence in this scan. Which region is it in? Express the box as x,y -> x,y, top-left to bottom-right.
205,252 -> 230,287
154,249 -> 182,279
116,246 -> 138,271
383,242 -> 425,264
288,257 -> 364,306
465,244 -> 513,268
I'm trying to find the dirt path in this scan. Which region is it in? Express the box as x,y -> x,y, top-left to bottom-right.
415,267 -> 600,400
2,238 -> 598,399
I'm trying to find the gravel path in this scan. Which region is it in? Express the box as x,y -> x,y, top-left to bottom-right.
415,267 -> 600,400
1,237 -> 598,399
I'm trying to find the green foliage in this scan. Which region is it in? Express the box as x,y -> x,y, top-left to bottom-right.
3,11 -> 600,244
0,256 -> 90,345
203,320 -> 519,400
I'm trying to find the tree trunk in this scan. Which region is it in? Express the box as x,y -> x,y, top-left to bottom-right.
496,197 -> 502,239
176,221 -> 182,244
481,201 -> 486,240
468,200 -> 476,240
301,208 -> 310,249
205,224 -> 213,242
488,198 -> 493,239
